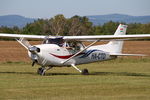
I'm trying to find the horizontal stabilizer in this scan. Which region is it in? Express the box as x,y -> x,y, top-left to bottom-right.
110,53 -> 146,56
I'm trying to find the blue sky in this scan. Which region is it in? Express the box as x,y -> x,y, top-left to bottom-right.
0,0 -> 150,18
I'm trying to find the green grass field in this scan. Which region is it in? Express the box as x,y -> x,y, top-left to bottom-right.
0,58 -> 150,100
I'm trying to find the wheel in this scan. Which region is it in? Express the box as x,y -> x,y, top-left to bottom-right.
37,68 -> 45,76
82,69 -> 89,75
37,68 -> 42,74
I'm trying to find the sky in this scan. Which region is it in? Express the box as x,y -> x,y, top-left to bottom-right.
0,0 -> 150,18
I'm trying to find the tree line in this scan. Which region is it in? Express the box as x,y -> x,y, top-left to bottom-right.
0,14 -> 150,36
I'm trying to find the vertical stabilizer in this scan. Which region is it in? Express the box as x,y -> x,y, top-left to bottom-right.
93,24 -> 128,54
114,24 -> 127,35
107,24 -> 127,53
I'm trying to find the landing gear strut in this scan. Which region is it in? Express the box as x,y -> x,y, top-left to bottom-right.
71,64 -> 89,75
37,66 -> 53,76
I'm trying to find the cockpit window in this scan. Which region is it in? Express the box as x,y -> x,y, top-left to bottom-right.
43,37 -> 64,47
64,41 -> 85,51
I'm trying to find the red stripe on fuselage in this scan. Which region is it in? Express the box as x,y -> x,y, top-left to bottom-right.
50,53 -> 84,59
50,53 -> 74,59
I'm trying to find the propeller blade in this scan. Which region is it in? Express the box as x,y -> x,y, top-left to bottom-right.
32,61 -> 35,66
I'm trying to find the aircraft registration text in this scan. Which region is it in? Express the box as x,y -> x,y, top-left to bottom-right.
91,53 -> 106,60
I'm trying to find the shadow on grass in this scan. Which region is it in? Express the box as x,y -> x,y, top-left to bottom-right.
0,71 -> 76,76
0,71 -> 149,77
91,72 -> 150,77
0,72 -> 37,75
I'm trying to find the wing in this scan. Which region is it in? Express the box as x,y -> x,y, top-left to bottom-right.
63,34 -> 150,41
1,33 -> 150,41
0,33 -> 46,40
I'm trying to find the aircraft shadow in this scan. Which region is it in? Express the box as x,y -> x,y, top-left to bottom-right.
46,71 -> 150,77
0,71 -> 77,76
90,72 -> 150,77
0,71 -> 37,75
43,71 -> 150,77
46,73 -> 78,76
0,71 -> 149,77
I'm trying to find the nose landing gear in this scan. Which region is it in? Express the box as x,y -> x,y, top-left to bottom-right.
37,66 -> 53,76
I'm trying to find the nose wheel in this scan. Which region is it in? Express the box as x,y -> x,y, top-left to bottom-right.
37,66 -> 53,76
37,67 -> 45,75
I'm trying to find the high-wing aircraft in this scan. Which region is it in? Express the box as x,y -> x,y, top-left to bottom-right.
0,24 -> 150,75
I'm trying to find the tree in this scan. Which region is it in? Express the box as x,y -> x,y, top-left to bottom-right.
127,23 -> 143,34
67,15 -> 93,36
0,26 -> 14,33
49,14 -> 67,36
141,23 -> 150,34
92,26 -> 102,35
22,19 -> 51,35
101,21 -> 120,35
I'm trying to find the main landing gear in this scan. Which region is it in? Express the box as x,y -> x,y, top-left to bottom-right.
71,64 -> 89,75
37,64 -> 89,75
37,66 -> 52,76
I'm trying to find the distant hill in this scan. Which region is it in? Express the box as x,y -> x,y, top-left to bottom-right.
0,15 -> 35,28
87,14 -> 150,25
0,14 -> 150,28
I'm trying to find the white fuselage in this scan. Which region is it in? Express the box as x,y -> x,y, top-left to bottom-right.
28,44 -> 116,67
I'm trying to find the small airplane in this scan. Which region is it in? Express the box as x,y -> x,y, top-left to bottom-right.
0,24 -> 150,75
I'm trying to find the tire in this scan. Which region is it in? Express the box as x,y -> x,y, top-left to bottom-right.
37,68 -> 45,75
37,68 -> 42,74
82,69 -> 89,75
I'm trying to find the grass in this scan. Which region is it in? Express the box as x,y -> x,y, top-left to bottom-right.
0,58 -> 150,100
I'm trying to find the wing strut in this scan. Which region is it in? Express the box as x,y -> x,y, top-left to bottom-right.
61,40 -> 99,64
71,64 -> 82,73
16,37 -> 31,49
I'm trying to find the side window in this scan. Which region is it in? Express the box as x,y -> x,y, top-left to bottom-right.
42,40 -> 48,44
65,42 -> 81,51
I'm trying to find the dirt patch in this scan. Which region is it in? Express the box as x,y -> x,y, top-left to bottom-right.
0,41 -> 41,62
0,41 -> 150,62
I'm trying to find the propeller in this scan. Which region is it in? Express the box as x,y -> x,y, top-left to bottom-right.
29,46 -> 40,53
29,46 -> 40,67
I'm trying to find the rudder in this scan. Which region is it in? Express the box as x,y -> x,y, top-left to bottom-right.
107,24 -> 127,53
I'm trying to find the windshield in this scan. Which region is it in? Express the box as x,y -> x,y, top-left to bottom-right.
43,37 -> 64,47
